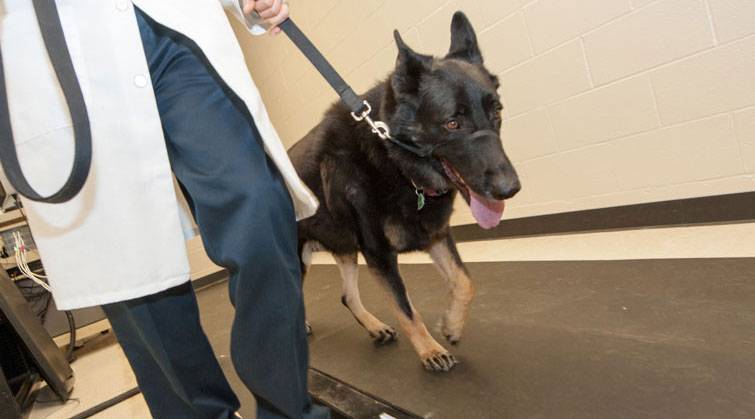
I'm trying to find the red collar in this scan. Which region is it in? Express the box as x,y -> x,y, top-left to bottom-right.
423,188 -> 445,197
412,180 -> 447,197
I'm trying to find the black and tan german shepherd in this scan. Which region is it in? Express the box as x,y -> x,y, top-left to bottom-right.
288,11 -> 520,372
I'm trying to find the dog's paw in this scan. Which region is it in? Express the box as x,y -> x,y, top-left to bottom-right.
421,349 -> 457,372
368,325 -> 398,345
438,317 -> 463,345
444,333 -> 461,345
305,321 -> 313,336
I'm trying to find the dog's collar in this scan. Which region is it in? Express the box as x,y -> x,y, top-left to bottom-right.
422,188 -> 445,197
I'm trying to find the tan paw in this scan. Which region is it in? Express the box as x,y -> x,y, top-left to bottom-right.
367,324 -> 398,344
439,314 -> 464,345
420,349 -> 457,372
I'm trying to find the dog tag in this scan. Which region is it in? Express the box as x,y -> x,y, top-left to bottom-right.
415,189 -> 425,211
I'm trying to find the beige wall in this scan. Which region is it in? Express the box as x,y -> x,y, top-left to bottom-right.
228,0 -> 755,226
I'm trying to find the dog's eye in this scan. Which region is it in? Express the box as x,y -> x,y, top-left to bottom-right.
445,119 -> 460,130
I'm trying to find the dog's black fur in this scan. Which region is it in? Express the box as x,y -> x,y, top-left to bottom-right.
288,12 -> 520,371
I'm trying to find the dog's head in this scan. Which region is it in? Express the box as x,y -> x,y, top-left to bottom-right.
386,12 -> 520,229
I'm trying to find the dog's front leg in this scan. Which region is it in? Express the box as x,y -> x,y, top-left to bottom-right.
356,227 -> 457,371
429,235 -> 475,344
366,251 -> 457,371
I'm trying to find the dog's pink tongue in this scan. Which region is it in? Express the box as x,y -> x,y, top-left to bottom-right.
470,192 -> 505,229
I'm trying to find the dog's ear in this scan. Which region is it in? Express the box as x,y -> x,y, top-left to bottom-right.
392,30 -> 432,96
446,11 -> 483,64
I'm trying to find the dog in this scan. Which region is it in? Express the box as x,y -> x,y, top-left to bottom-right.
288,11 -> 520,372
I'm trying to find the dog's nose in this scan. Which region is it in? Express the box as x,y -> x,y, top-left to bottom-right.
491,177 -> 521,200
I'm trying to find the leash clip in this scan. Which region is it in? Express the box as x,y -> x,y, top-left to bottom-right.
351,100 -> 392,140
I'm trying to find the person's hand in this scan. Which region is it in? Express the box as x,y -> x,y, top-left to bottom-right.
243,0 -> 289,36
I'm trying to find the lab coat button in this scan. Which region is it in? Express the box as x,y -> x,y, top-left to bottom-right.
133,75 -> 148,88
115,0 -> 129,11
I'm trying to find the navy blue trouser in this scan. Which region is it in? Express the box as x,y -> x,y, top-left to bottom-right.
101,10 -> 328,419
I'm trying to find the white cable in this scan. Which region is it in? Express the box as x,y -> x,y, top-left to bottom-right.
20,246 -> 46,278
12,231 -> 52,292
15,251 -> 52,292
19,260 -> 51,292
16,251 -> 51,292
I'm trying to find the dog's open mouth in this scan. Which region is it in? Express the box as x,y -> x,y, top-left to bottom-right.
441,160 -> 505,230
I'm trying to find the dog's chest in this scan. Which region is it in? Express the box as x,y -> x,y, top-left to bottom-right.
381,195 -> 454,252
383,220 -> 415,250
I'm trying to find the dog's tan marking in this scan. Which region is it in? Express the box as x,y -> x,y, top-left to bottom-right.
300,241 -> 322,267
383,220 -> 407,250
335,253 -> 397,342
429,240 -> 475,343
364,267 -> 457,371
389,299 -> 457,371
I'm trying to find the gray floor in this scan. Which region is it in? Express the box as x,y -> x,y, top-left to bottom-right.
197,258 -> 755,419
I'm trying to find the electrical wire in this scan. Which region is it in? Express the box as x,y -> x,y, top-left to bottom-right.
7,201 -> 79,363
16,255 -> 52,291
13,230 -> 51,292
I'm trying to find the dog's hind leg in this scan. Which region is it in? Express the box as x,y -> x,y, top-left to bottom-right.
428,235 -> 475,345
335,253 -> 397,344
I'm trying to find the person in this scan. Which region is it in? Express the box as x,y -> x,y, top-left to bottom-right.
0,0 -> 328,418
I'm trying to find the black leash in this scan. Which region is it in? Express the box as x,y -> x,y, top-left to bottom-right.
0,0 -> 92,203
277,19 -> 363,117
278,19 -> 434,158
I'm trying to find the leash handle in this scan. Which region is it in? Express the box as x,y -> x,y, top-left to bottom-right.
0,0 -> 92,203
278,19 -> 365,115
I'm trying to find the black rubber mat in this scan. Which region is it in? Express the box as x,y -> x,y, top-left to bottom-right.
197,258 -> 755,419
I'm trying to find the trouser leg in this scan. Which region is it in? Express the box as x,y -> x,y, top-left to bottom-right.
102,283 -> 240,419
135,8 -> 328,419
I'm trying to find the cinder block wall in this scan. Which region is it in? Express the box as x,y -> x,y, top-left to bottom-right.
228,0 -> 755,226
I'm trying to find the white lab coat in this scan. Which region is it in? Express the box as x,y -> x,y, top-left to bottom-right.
0,0 -> 318,309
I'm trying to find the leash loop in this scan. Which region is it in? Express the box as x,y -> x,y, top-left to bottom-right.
0,0 -> 93,203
